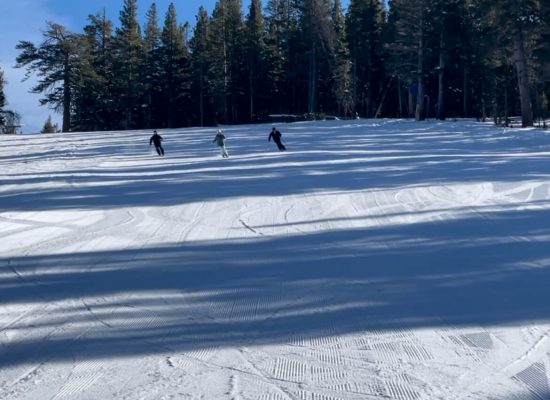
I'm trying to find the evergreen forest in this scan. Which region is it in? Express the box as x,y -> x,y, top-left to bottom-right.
11,0 -> 550,132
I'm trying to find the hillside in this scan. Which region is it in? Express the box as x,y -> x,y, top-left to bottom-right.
1,120 -> 550,399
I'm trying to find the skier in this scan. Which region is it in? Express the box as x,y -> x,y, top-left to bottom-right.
268,127 -> 286,151
149,130 -> 165,156
212,129 -> 229,158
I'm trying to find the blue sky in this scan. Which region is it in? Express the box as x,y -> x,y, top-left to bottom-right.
46,1 -> 219,31
0,0 -> 350,133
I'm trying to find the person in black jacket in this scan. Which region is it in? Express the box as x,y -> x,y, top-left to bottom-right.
149,130 -> 165,156
268,127 -> 286,151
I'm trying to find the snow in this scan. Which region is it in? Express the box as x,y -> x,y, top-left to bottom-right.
1,119 -> 550,399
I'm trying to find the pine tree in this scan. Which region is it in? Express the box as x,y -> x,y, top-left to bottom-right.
298,0 -> 336,115
384,0 -> 407,117
143,3 -> 163,128
208,0 -> 246,124
208,0 -> 230,124
528,0 -> 550,125
0,68 -> 6,128
447,0 -> 483,119
265,0 -> 300,114
385,0 -> 429,120
159,3 -> 191,127
346,0 -> 386,118
332,0 -> 354,116
190,7 -> 212,126
541,2 -> 550,124
113,0 -> 145,129
144,3 -> 162,54
423,0 -> 469,120
41,115 -> 59,133
74,11 -> 115,131
481,0 -> 540,127
245,0 -> 269,121
1,111 -> 21,134
463,0 -> 504,122
15,23 -> 79,132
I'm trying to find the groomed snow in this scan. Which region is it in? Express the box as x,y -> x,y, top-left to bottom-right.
1,119 -> 550,399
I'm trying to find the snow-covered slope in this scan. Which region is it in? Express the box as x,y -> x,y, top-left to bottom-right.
1,120 -> 550,399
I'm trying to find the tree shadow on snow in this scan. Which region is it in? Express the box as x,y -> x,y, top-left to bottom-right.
1,203 -> 550,367
1,121 -> 550,212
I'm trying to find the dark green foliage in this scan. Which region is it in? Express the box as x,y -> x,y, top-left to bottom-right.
474,0 -> 545,126
332,0 -> 354,117
142,3 -> 164,129
298,0 -> 336,114
208,0 -> 247,124
73,11 -> 116,131
189,7 -> 213,126
158,3 -> 192,128
41,115 -> 59,133
346,0 -> 386,118
15,23 -> 80,132
264,0 -> 300,114
13,0 -> 550,131
244,0 -> 269,121
113,0 -> 145,129
0,68 -> 6,127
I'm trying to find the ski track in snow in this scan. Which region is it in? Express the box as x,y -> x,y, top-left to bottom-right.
1,120 -> 550,399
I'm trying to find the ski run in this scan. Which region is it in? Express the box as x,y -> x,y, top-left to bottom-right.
1,119 -> 550,400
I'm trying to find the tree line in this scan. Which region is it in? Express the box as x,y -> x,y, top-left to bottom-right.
10,0 -> 550,132
0,67 -> 22,134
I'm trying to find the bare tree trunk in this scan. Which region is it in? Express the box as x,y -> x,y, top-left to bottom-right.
62,53 -> 71,132
397,77 -> 403,118
436,32 -> 445,120
199,70 -> 204,127
222,11 -> 229,124
481,82 -> 486,122
512,29 -> 533,127
408,85 -> 414,118
415,19 -> 424,121
504,86 -> 509,125
415,75 -> 424,121
463,68 -> 468,117
308,44 -> 316,114
375,76 -> 394,118
249,71 -> 254,123
352,54 -> 358,116
492,91 -> 499,125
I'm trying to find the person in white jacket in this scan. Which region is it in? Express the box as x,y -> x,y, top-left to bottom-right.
212,129 -> 229,158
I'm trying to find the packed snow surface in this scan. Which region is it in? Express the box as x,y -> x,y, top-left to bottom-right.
1,119 -> 550,399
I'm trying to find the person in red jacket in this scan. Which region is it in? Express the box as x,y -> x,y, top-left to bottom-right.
268,127 -> 286,151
